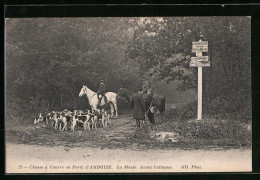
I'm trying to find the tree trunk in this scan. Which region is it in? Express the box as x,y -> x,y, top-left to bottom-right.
69,90 -> 76,110
51,99 -> 53,110
60,88 -> 63,107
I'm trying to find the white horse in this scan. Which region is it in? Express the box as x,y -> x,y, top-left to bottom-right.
79,85 -> 118,119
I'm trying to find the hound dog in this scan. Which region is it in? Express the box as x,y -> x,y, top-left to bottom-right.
56,112 -> 68,130
101,109 -> 109,128
49,111 -> 59,129
33,113 -> 46,124
92,110 -> 101,129
33,111 -> 56,127
71,114 -> 78,131
61,114 -> 72,131
57,112 -> 64,131
42,113 -> 51,125
33,115 -> 38,124
106,109 -> 112,126
83,110 -> 94,130
54,112 -> 71,131
33,113 -> 43,124
77,114 -> 88,130
60,110 -> 73,131
45,113 -> 50,125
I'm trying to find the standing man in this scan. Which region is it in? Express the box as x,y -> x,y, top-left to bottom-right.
142,78 -> 155,129
141,78 -> 152,95
131,86 -> 146,129
97,79 -> 107,106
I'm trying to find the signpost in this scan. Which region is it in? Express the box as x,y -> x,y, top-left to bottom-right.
190,40 -> 210,120
192,41 -> 208,52
190,61 -> 210,67
190,56 -> 209,62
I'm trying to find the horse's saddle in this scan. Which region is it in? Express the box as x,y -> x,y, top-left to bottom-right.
98,95 -> 108,106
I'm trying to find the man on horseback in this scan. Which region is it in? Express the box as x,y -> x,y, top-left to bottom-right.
97,79 -> 107,106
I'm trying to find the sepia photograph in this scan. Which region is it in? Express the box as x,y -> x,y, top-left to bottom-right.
5,16 -> 251,173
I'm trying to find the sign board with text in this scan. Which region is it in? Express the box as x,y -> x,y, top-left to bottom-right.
191,56 -> 209,62
190,61 -> 210,67
192,41 -> 208,52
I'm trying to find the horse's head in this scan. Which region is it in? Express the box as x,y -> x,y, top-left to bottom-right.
117,87 -> 131,101
79,85 -> 87,97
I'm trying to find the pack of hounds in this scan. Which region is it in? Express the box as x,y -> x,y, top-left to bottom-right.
33,109 -> 111,131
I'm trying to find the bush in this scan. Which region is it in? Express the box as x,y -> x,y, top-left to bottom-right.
6,97 -> 24,122
165,91 -> 251,123
204,91 -> 251,123
162,91 -> 252,147
6,95 -> 50,124
164,102 -> 197,121
178,119 -> 251,146
27,96 -> 49,115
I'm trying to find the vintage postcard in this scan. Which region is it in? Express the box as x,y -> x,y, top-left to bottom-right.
5,16 -> 252,173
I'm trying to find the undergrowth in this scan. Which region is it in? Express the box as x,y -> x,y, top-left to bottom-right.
162,91 -> 252,147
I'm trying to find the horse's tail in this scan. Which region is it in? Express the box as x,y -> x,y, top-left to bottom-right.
155,95 -> 165,113
161,96 -> 166,112
109,101 -> 115,112
162,96 -> 165,112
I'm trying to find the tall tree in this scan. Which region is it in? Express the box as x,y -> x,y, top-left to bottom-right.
126,17 -> 251,99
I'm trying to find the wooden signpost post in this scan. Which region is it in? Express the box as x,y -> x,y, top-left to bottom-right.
190,40 -> 210,120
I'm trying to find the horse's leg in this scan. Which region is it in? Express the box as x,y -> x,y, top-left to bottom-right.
109,103 -> 114,119
115,103 -> 118,119
159,111 -> 164,123
112,100 -> 118,119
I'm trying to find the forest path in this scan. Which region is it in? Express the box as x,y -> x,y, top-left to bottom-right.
5,114 -> 251,173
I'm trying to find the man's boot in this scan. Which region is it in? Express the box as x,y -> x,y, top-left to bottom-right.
136,119 -> 140,129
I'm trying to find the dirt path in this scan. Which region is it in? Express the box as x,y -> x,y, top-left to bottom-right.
6,114 -> 177,151
5,114 -> 252,173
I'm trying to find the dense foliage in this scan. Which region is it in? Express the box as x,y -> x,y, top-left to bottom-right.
6,18 -> 140,117
127,17 -> 251,96
5,17 -> 251,122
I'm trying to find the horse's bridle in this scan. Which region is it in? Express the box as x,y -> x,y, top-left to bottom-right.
88,93 -> 96,103
82,87 -> 98,104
